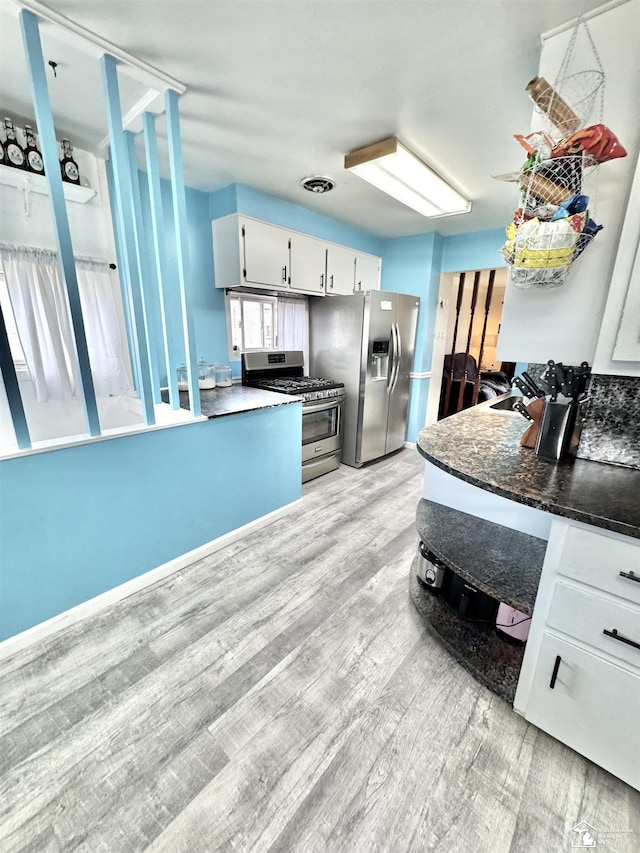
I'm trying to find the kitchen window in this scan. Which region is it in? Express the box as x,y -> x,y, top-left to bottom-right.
225,291 -> 310,365
226,291 -> 278,358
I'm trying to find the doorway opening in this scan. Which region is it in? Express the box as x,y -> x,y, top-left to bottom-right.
426,268 -> 515,423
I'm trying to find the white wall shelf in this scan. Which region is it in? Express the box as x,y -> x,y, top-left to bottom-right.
0,163 -> 96,204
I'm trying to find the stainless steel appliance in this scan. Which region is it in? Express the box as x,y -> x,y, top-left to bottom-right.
309,291 -> 419,467
241,351 -> 345,482
416,540 -> 446,590
443,572 -> 499,623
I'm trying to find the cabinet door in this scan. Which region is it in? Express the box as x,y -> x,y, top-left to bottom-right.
241,219 -> 290,290
289,233 -> 327,294
326,245 -> 356,295
354,252 -> 381,292
525,633 -> 640,790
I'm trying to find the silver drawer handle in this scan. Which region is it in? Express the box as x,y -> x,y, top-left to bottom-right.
603,628 -> 640,652
620,570 -> 640,584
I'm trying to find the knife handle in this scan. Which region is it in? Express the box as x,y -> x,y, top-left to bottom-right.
522,371 -> 544,398
513,401 -> 534,421
513,377 -> 534,398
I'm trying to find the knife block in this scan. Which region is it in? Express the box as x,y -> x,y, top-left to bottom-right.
519,398 -> 546,448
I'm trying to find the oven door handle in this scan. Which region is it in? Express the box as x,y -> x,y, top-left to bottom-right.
302,398 -> 344,415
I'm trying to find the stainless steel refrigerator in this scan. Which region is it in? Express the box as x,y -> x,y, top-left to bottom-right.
309,290 -> 420,468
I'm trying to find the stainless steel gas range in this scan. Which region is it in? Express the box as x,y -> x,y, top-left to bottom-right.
242,351 -> 345,482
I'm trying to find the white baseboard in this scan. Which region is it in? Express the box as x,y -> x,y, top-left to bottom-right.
0,498 -> 302,661
404,441 -> 417,450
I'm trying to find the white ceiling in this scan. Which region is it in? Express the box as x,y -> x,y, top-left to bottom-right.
0,0 -> 612,239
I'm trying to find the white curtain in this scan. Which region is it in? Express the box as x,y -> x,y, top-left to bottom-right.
0,245 -> 132,402
277,296 -> 309,370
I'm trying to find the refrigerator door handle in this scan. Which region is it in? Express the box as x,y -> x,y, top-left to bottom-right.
390,322 -> 402,394
386,322 -> 396,394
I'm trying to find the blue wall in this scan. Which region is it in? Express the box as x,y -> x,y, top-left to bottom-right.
0,404 -> 302,640
381,232 -> 444,441
442,227 -> 505,273
210,184 -> 384,256
135,176 -> 228,386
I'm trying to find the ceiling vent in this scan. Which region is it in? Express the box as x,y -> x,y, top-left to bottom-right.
300,176 -> 335,194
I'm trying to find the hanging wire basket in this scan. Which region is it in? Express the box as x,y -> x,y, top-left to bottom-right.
527,70 -> 604,139
499,16 -> 607,290
502,213 -> 598,289
518,154 -> 593,216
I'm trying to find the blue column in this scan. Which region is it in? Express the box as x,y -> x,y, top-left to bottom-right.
101,53 -> 155,426
142,112 -> 180,409
0,303 -> 30,449
165,89 -> 200,418
19,9 -> 101,437
105,154 -> 139,394
126,130 -> 161,404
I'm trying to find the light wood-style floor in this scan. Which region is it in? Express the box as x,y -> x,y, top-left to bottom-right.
1,449 -> 638,853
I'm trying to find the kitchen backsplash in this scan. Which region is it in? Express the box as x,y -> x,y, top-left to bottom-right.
577,374 -> 640,470
526,365 -> 640,469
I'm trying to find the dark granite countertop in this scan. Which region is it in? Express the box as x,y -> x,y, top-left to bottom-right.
160,384 -> 303,419
416,498 -> 545,614
417,394 -> 640,540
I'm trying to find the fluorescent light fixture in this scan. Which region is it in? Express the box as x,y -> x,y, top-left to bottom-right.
344,137 -> 471,218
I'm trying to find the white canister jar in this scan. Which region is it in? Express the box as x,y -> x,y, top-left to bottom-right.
198,358 -> 216,389
214,364 -> 232,387
177,364 -> 188,391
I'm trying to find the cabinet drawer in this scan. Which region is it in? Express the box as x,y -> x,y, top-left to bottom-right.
547,581 -> 640,670
558,525 -> 640,605
525,633 -> 640,791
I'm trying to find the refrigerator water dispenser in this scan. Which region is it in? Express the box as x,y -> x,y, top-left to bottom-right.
371,339 -> 390,381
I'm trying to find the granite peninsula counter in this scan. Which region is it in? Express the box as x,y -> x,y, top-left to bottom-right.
161,384 -> 303,418
411,393 -> 640,707
416,394 -> 640,540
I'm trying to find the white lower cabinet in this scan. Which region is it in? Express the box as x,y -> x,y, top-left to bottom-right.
525,633 -> 640,791
515,518 -> 640,791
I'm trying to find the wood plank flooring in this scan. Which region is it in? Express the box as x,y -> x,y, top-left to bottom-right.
1,448 -> 638,852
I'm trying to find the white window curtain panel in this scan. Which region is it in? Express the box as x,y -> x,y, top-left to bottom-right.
0,245 -> 132,403
277,295 -> 309,368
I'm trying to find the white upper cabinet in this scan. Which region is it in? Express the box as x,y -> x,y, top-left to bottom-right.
212,213 -> 381,297
354,251 -> 382,292
289,233 -> 327,294
242,218 -> 291,290
593,152 -> 640,375
212,215 -> 290,291
326,244 -> 356,294
326,245 -> 381,295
